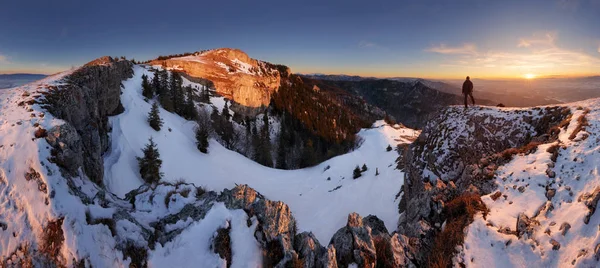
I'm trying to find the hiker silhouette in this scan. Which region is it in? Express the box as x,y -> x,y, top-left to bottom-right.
462,76 -> 475,108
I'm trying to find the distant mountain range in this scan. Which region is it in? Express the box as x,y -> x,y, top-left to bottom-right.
0,73 -> 47,89
303,74 -> 497,128
304,74 -> 600,107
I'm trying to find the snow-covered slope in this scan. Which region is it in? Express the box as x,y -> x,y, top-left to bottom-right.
104,65 -> 417,243
460,101 -> 600,267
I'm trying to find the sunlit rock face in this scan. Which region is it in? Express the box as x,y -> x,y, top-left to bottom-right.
151,48 -> 290,108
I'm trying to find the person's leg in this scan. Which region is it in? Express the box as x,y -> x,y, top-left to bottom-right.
470,93 -> 475,105
464,94 -> 468,108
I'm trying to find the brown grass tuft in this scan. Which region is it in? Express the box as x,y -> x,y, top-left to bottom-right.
569,109 -> 590,140
213,225 -> 232,268
39,217 -> 65,264
427,193 -> 487,268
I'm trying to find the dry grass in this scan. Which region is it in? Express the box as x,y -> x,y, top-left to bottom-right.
427,193 -> 487,268
546,143 -> 561,162
569,109 -> 590,140
34,128 -> 47,139
499,141 -> 541,161
122,241 -> 148,268
195,187 -> 206,199
164,190 -> 176,208
38,217 -> 65,266
180,188 -> 191,198
263,239 -> 284,267
212,225 -> 232,268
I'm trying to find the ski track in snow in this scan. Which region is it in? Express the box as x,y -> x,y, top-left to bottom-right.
104,65 -> 412,244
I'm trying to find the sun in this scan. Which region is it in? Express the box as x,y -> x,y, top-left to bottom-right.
524,73 -> 537,79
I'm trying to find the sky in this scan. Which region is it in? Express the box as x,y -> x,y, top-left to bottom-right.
1,0 -> 600,79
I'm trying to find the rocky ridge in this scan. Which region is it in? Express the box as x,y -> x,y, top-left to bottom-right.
150,48 -> 290,108
397,105 -> 572,265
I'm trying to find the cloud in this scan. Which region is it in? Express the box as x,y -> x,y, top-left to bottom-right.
598,45 -> 600,54
0,54 -> 9,64
358,41 -> 390,52
358,41 -> 377,48
518,32 -> 557,48
425,32 -> 600,76
425,43 -> 477,55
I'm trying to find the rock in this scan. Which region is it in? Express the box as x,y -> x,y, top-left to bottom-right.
363,215 -> 389,236
546,168 -> 556,178
40,58 -> 133,184
150,48 -> 285,108
294,232 -> 323,268
34,128 -> 47,138
550,239 -> 561,250
218,184 -> 296,267
516,213 -> 538,238
578,187 -> 600,224
317,245 -> 338,268
330,213 -> 377,268
546,188 -> 556,200
45,124 -> 84,177
518,186 -> 526,193
490,191 -> 502,201
559,222 -> 571,236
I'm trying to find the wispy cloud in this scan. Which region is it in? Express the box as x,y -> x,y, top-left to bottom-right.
358,40 -> 389,51
425,43 -> 477,55
597,44 -> 600,54
0,54 -> 9,64
425,32 -> 600,77
358,41 -> 377,48
518,32 -> 557,48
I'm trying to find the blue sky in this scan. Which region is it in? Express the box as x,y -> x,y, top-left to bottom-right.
1,0 -> 599,78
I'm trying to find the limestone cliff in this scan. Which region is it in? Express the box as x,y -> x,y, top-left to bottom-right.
150,48 -> 290,108
39,56 -> 134,185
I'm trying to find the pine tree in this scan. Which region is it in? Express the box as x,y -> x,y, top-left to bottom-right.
137,137 -> 163,184
152,71 -> 161,95
375,168 -> 379,176
362,164 -> 368,172
275,122 -> 287,169
258,113 -> 273,167
141,74 -> 153,99
222,101 -> 231,121
353,165 -> 362,179
170,72 -> 185,115
148,102 -> 163,131
386,144 -> 393,152
195,126 -> 209,153
183,86 -> 198,120
158,70 -> 169,95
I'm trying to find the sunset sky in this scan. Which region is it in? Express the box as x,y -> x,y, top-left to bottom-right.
1,0 -> 599,79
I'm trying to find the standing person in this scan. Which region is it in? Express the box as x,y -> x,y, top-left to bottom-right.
462,76 -> 475,108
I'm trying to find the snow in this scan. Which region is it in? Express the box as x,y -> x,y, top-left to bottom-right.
232,58 -> 255,75
150,203 -> 261,268
460,99 -> 600,267
104,65 -> 412,243
0,68 -> 129,267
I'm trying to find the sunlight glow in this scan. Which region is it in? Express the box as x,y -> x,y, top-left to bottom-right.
524,73 -> 537,79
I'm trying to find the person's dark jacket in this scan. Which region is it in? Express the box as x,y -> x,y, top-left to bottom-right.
462,79 -> 473,94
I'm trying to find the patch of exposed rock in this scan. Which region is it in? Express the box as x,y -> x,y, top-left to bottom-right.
151,48 -> 289,108
398,105 -> 571,265
39,57 -> 133,185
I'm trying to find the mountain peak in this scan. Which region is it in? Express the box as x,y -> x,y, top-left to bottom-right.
150,48 -> 289,108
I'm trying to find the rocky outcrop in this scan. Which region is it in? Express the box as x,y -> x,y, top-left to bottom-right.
328,213 -> 414,268
151,48 -> 289,108
398,105 -> 571,265
39,57 -> 133,184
